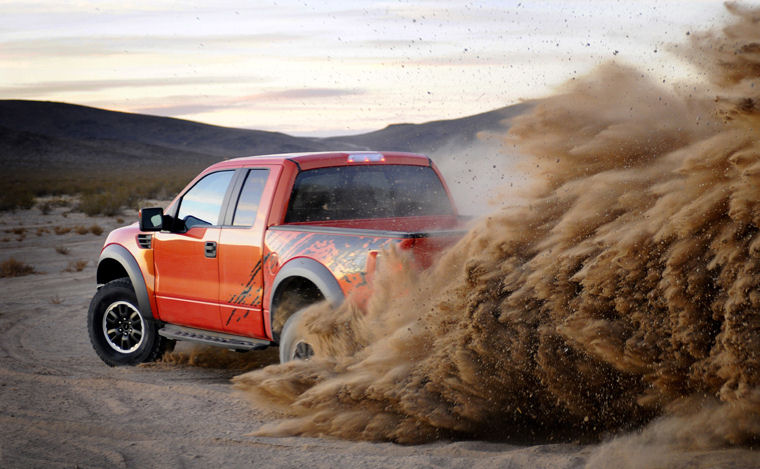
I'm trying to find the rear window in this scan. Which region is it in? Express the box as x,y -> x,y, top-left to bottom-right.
285,165 -> 454,222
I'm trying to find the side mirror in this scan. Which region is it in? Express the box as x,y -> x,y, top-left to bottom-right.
139,207 -> 164,231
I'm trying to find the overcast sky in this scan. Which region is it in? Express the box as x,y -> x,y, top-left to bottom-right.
0,1 -> 748,136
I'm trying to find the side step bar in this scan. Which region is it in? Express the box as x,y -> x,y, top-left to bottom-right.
158,324 -> 271,351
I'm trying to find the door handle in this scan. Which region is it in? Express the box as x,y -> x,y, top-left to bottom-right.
204,241 -> 217,258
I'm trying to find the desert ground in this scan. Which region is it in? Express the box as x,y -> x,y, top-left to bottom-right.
1,202 -> 759,468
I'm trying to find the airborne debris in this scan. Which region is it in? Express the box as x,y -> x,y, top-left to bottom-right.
234,4 -> 760,447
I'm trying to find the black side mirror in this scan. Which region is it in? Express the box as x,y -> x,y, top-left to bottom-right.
139,207 -> 164,231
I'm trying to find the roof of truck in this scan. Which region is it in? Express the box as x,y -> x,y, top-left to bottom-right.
210,151 -> 432,171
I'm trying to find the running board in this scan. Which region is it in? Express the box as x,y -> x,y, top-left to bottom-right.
158,324 -> 271,351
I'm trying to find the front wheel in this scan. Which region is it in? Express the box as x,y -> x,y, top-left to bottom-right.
279,308 -> 315,363
87,278 -> 170,366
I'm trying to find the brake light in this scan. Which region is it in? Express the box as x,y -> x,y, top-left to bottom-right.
347,153 -> 385,163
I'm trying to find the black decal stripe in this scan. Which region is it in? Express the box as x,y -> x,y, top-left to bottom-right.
225,309 -> 237,326
228,253 -> 271,305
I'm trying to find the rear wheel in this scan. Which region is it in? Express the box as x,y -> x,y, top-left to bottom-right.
88,278 -> 171,366
279,308 -> 315,363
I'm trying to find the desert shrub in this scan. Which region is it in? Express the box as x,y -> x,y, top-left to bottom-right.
38,198 -> 71,215
8,167 -> 194,218
78,191 -> 132,217
74,175 -> 190,217
50,296 -> 62,305
63,260 -> 88,272
8,167 -> 195,217
55,245 -> 70,255
89,224 -> 104,235
0,258 -> 36,277
54,226 -> 72,235
0,190 -> 34,212
74,225 -> 89,235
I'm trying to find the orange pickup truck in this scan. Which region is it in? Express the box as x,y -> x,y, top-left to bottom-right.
87,151 -> 464,366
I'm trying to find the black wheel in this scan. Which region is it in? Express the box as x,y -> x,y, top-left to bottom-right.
87,278 -> 170,366
279,308 -> 315,363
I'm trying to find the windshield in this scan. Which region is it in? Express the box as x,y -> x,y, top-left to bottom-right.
285,165 -> 454,222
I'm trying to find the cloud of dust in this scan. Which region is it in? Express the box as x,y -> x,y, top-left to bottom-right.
234,4 -> 760,446
586,394 -> 760,468
431,134 -> 530,217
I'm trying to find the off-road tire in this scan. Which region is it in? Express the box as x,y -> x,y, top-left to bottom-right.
279,308 -> 315,363
88,277 -> 171,366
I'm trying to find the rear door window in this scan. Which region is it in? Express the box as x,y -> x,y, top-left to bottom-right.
232,169 -> 270,226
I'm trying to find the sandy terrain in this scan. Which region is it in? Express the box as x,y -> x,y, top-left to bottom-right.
1,204 -> 759,468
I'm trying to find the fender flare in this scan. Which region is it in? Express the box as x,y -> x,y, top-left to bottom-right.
97,244 -> 155,320
268,257 -> 345,331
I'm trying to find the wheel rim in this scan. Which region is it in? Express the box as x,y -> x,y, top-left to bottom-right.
102,300 -> 145,354
292,341 -> 314,360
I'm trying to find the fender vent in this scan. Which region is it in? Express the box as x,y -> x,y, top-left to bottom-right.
136,234 -> 152,249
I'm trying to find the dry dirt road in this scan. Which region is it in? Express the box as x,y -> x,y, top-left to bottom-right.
1,205 -> 758,468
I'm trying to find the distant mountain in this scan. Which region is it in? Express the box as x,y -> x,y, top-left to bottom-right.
0,124 -> 213,172
0,100 -> 332,162
325,102 -> 532,154
0,99 -> 529,186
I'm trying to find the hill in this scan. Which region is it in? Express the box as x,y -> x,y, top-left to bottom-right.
0,99 -> 528,210
324,102 -> 532,154
0,100 -> 332,158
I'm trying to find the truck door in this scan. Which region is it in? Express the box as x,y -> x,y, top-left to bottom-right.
218,168 -> 274,338
153,170 -> 235,331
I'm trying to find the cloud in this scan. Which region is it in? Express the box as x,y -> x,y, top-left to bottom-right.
129,87 -> 365,117
0,76 -> 265,97
238,88 -> 365,101
132,102 -> 228,117
0,34 -> 305,58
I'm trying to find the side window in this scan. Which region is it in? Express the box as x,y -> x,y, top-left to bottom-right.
177,170 -> 234,228
232,169 -> 270,226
